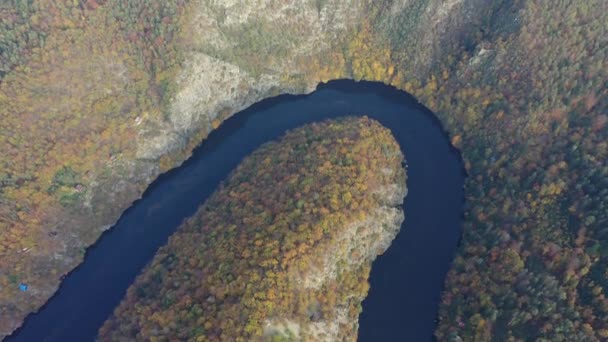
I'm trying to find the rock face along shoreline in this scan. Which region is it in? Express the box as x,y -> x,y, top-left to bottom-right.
98,117 -> 407,341
2,0 -> 606,340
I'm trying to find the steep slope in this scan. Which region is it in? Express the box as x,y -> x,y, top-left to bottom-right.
1,0 -> 606,339
98,117 -> 407,341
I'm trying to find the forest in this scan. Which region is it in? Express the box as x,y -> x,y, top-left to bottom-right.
354,1 -> 608,340
299,1 -> 608,340
0,0 -> 606,340
0,0 -> 190,334
98,117 -> 406,341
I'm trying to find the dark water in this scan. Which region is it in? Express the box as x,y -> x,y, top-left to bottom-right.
6,80 -> 465,342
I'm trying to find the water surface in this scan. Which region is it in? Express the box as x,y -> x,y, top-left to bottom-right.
6,80 -> 465,341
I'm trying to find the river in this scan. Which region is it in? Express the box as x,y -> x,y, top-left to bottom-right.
6,80 -> 465,341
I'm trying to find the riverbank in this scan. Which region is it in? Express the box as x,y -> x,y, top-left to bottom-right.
6,80 -> 464,341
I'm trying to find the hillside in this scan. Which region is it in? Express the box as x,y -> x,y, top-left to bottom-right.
98,117 -> 406,341
1,0 -> 606,339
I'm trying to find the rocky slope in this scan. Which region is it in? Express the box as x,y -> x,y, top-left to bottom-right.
98,117 -> 407,341
1,0 -> 606,339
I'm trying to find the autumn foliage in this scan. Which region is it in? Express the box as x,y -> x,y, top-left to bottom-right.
0,0 -> 189,334
1,0 -> 607,340
98,117 -> 406,341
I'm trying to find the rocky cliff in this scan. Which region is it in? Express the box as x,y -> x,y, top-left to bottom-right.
1,0 -> 606,339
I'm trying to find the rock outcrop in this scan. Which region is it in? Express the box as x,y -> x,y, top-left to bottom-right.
1,0 -> 606,339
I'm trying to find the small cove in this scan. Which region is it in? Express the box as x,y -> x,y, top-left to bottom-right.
6,80 -> 465,341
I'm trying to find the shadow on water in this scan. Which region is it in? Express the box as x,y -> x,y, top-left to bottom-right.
6,80 -> 465,342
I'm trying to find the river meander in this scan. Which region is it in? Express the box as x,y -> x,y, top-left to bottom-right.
7,80 -> 465,342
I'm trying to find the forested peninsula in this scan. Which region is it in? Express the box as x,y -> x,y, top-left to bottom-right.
1,1 -> 606,340
98,117 -> 407,341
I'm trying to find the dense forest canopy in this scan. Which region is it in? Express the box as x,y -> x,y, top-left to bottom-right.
0,0 -> 606,340
98,117 -> 406,341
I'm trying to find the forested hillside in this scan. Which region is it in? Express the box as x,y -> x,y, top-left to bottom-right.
0,1 -> 191,334
98,117 -> 406,341
1,0 -> 606,339
370,2 -> 608,339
